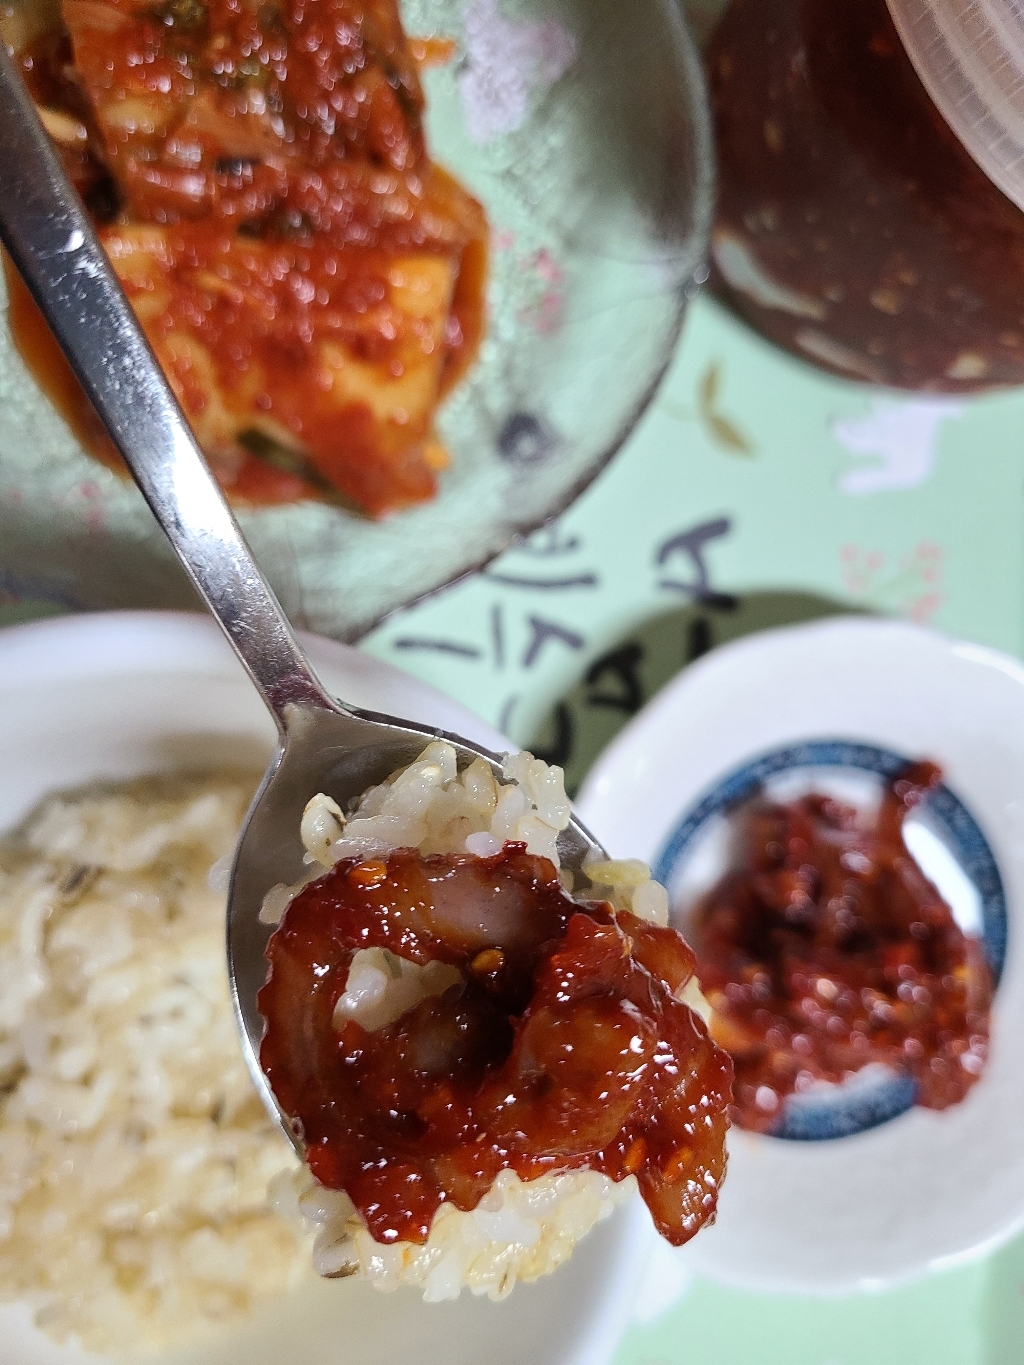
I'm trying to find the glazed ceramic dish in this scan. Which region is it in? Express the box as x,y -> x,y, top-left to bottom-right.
577,617 -> 1024,1294
0,0 -> 712,641
0,610 -> 651,1365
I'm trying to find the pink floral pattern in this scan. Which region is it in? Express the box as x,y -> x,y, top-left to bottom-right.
840,541 -> 944,622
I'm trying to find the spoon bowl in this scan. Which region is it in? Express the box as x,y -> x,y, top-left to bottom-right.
228,701 -> 601,1142
0,48 -> 607,1144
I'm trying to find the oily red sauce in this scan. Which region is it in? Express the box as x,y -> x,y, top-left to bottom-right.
708,0 -> 1024,390
259,843 -> 732,1247
8,0 -> 487,515
690,762 -> 992,1134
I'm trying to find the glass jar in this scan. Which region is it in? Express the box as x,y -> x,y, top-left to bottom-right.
707,0 -> 1024,391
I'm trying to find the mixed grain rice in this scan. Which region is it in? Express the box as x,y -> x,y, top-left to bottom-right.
0,775 -> 309,1353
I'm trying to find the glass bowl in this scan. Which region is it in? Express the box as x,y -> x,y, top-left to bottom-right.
0,0 -> 712,640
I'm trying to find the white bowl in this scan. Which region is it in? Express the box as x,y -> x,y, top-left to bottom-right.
0,610 -> 649,1365
577,617 -> 1024,1295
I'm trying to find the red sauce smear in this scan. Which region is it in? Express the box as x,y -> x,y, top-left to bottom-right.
7,0 -> 487,515
690,762 -> 993,1134
259,843 -> 732,1247
708,0 -> 1024,390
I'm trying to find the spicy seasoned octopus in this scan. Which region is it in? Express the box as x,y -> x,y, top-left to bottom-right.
258,843 -> 733,1247
690,762 -> 992,1133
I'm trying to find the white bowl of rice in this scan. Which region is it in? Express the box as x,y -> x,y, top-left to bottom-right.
0,610 -> 652,1365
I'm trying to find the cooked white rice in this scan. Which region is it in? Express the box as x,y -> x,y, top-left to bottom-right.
265,742 -> 679,1302
0,775 -> 310,1354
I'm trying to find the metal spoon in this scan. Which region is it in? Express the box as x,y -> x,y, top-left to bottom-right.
0,49 -> 605,1146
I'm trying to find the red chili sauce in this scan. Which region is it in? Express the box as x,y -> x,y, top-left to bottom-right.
7,0 -> 487,515
258,843 -> 732,1247
689,762 -> 992,1134
708,0 -> 1024,390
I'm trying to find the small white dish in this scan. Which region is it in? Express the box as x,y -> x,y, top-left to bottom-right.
577,617 -> 1024,1295
0,610 -> 649,1365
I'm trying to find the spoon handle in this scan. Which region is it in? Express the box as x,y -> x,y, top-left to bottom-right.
0,46 -> 336,726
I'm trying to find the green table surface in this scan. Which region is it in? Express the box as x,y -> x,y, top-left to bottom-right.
5,292 -> 1024,1363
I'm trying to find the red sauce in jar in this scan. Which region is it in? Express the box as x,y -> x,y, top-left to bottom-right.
690,762 -> 992,1133
258,843 -> 732,1246
708,0 -> 1024,390
6,0 -> 487,515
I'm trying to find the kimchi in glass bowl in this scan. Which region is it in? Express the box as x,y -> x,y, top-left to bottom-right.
0,0 -> 712,640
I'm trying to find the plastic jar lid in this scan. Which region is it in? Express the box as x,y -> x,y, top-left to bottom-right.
886,0 -> 1024,213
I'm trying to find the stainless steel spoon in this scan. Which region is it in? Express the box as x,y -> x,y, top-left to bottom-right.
0,47 -> 605,1146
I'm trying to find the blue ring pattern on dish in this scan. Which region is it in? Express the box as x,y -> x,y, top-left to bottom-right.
653,739 -> 1006,1141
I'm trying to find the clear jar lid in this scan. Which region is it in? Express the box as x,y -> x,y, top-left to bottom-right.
886,0 -> 1024,212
